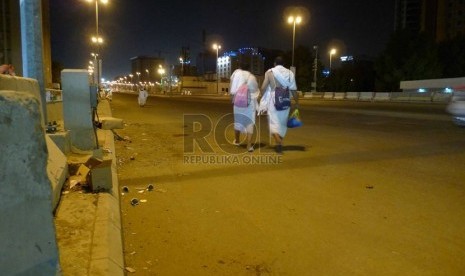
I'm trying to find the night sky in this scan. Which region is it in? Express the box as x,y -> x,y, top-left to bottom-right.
49,0 -> 395,80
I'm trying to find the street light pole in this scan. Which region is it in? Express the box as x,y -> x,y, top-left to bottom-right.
213,43 -> 221,94
313,45 -> 318,92
86,0 -> 108,88
179,57 -> 184,92
329,48 -> 336,73
288,15 -> 302,68
158,65 -> 165,93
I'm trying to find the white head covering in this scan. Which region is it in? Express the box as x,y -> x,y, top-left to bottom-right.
230,69 -> 251,95
271,65 -> 297,90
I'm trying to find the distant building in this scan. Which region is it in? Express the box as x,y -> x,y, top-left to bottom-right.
217,47 -> 265,79
130,56 -> 165,83
395,0 -> 465,42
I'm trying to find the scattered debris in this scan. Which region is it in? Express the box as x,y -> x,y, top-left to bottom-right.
138,190 -> 145,194
125,267 -> 136,273
68,164 -> 90,190
130,156 -> 135,160
147,184 -> 154,191
112,130 -> 128,141
140,199 -> 147,203
45,121 -> 58,133
155,188 -> 167,193
130,198 -> 139,206
122,186 -> 129,193
366,185 -> 374,189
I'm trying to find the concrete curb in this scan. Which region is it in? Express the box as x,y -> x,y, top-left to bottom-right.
54,99 -> 125,275
89,100 -> 125,275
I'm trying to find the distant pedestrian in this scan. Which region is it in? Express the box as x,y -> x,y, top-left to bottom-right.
230,62 -> 259,152
259,56 -> 299,154
105,88 -> 113,101
138,86 -> 148,107
0,64 -> 16,76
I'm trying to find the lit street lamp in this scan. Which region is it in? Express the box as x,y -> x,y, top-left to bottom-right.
212,43 -> 221,93
288,15 -> 302,68
158,65 -> 165,92
136,72 -> 141,85
329,48 -> 337,73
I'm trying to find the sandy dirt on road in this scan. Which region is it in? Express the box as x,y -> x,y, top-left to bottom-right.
112,97 -> 295,275
112,94 -> 465,276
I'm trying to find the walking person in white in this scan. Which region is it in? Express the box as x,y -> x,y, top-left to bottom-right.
230,62 -> 259,152
259,56 -> 299,154
138,86 -> 148,107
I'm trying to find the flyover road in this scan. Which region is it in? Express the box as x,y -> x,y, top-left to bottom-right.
110,93 -> 465,275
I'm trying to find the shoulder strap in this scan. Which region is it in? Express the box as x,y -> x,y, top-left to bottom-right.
270,71 -> 278,88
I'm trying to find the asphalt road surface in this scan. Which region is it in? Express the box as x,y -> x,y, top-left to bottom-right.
110,92 -> 465,275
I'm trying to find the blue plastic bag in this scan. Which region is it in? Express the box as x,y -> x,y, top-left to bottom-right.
287,109 -> 302,128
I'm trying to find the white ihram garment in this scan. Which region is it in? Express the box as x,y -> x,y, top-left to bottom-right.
138,90 -> 148,106
260,65 -> 297,137
230,69 -> 259,134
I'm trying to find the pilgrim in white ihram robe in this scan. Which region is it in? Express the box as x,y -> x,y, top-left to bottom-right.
230,69 -> 259,134
259,65 -> 297,138
138,89 -> 148,106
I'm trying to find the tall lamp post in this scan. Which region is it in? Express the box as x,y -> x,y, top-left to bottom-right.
90,52 -> 98,84
329,48 -> 337,73
212,43 -> 221,93
288,15 -> 302,69
158,65 -> 165,92
313,45 -> 318,92
86,0 -> 108,88
129,73 -> 134,91
145,69 -> 150,82
179,57 -> 184,92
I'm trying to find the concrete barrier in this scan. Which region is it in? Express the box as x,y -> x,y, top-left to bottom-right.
432,92 -> 453,103
391,92 -> 433,102
373,92 -> 391,101
0,74 -> 45,125
334,92 -> 345,100
303,92 -> 324,98
62,69 -> 97,152
345,92 -> 359,100
359,92 -> 374,101
323,92 -> 334,99
0,91 -> 60,275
